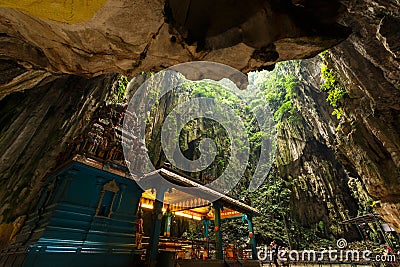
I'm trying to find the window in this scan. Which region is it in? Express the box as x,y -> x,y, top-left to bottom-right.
96,179 -> 120,218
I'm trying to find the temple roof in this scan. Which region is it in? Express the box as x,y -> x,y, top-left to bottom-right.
59,102 -> 260,220
140,167 -> 260,216
72,154 -> 260,218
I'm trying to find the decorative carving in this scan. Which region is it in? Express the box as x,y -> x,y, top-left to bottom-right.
103,179 -> 120,193
59,102 -> 147,174
95,179 -> 120,217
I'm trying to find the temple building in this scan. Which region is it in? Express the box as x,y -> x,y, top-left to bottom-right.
0,104 -> 261,267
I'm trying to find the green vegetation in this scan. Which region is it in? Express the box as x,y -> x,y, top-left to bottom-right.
177,80 -> 256,180
144,60 -> 354,249
320,51 -> 347,119
109,75 -> 129,103
252,61 -> 301,128
250,174 -> 292,245
145,61 -> 302,247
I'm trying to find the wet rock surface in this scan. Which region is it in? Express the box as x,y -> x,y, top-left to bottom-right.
0,61 -> 117,223
0,0 -> 348,79
0,0 -> 399,237
330,0 -> 400,230
275,58 -> 360,239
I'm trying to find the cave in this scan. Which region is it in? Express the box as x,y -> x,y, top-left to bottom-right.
0,0 -> 399,267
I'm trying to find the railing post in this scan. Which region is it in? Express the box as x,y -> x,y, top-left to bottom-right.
202,217 -> 210,241
146,187 -> 166,267
163,209 -> 172,237
213,201 -> 224,260
243,214 -> 258,260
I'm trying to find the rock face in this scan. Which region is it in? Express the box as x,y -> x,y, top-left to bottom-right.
269,0 -> 400,234
0,60 -> 118,223
0,0 -> 348,81
275,59 -> 361,240
124,61 -> 363,244
329,0 -> 400,230
0,60 -> 54,99
0,0 -> 399,241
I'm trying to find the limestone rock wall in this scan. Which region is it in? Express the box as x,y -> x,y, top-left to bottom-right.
329,0 -> 400,230
274,0 -> 400,233
275,59 -> 360,239
0,0 -> 399,239
0,0 -> 348,81
0,60 -> 117,223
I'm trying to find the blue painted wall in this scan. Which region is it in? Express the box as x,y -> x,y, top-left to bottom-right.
0,161 -> 143,267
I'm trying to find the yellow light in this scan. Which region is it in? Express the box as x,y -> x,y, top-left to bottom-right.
141,203 -> 154,210
141,203 -> 167,212
175,211 -> 202,221
192,215 -> 202,221
141,201 -> 200,220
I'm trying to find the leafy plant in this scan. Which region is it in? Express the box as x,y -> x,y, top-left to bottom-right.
252,62 -> 301,128
319,52 -> 347,119
109,75 -> 129,103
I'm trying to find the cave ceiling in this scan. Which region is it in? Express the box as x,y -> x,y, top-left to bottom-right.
0,0 -> 349,80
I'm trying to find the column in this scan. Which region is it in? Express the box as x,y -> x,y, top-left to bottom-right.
146,187 -> 166,267
163,209 -> 172,237
243,214 -> 257,260
202,217 -> 210,240
213,201 -> 223,260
